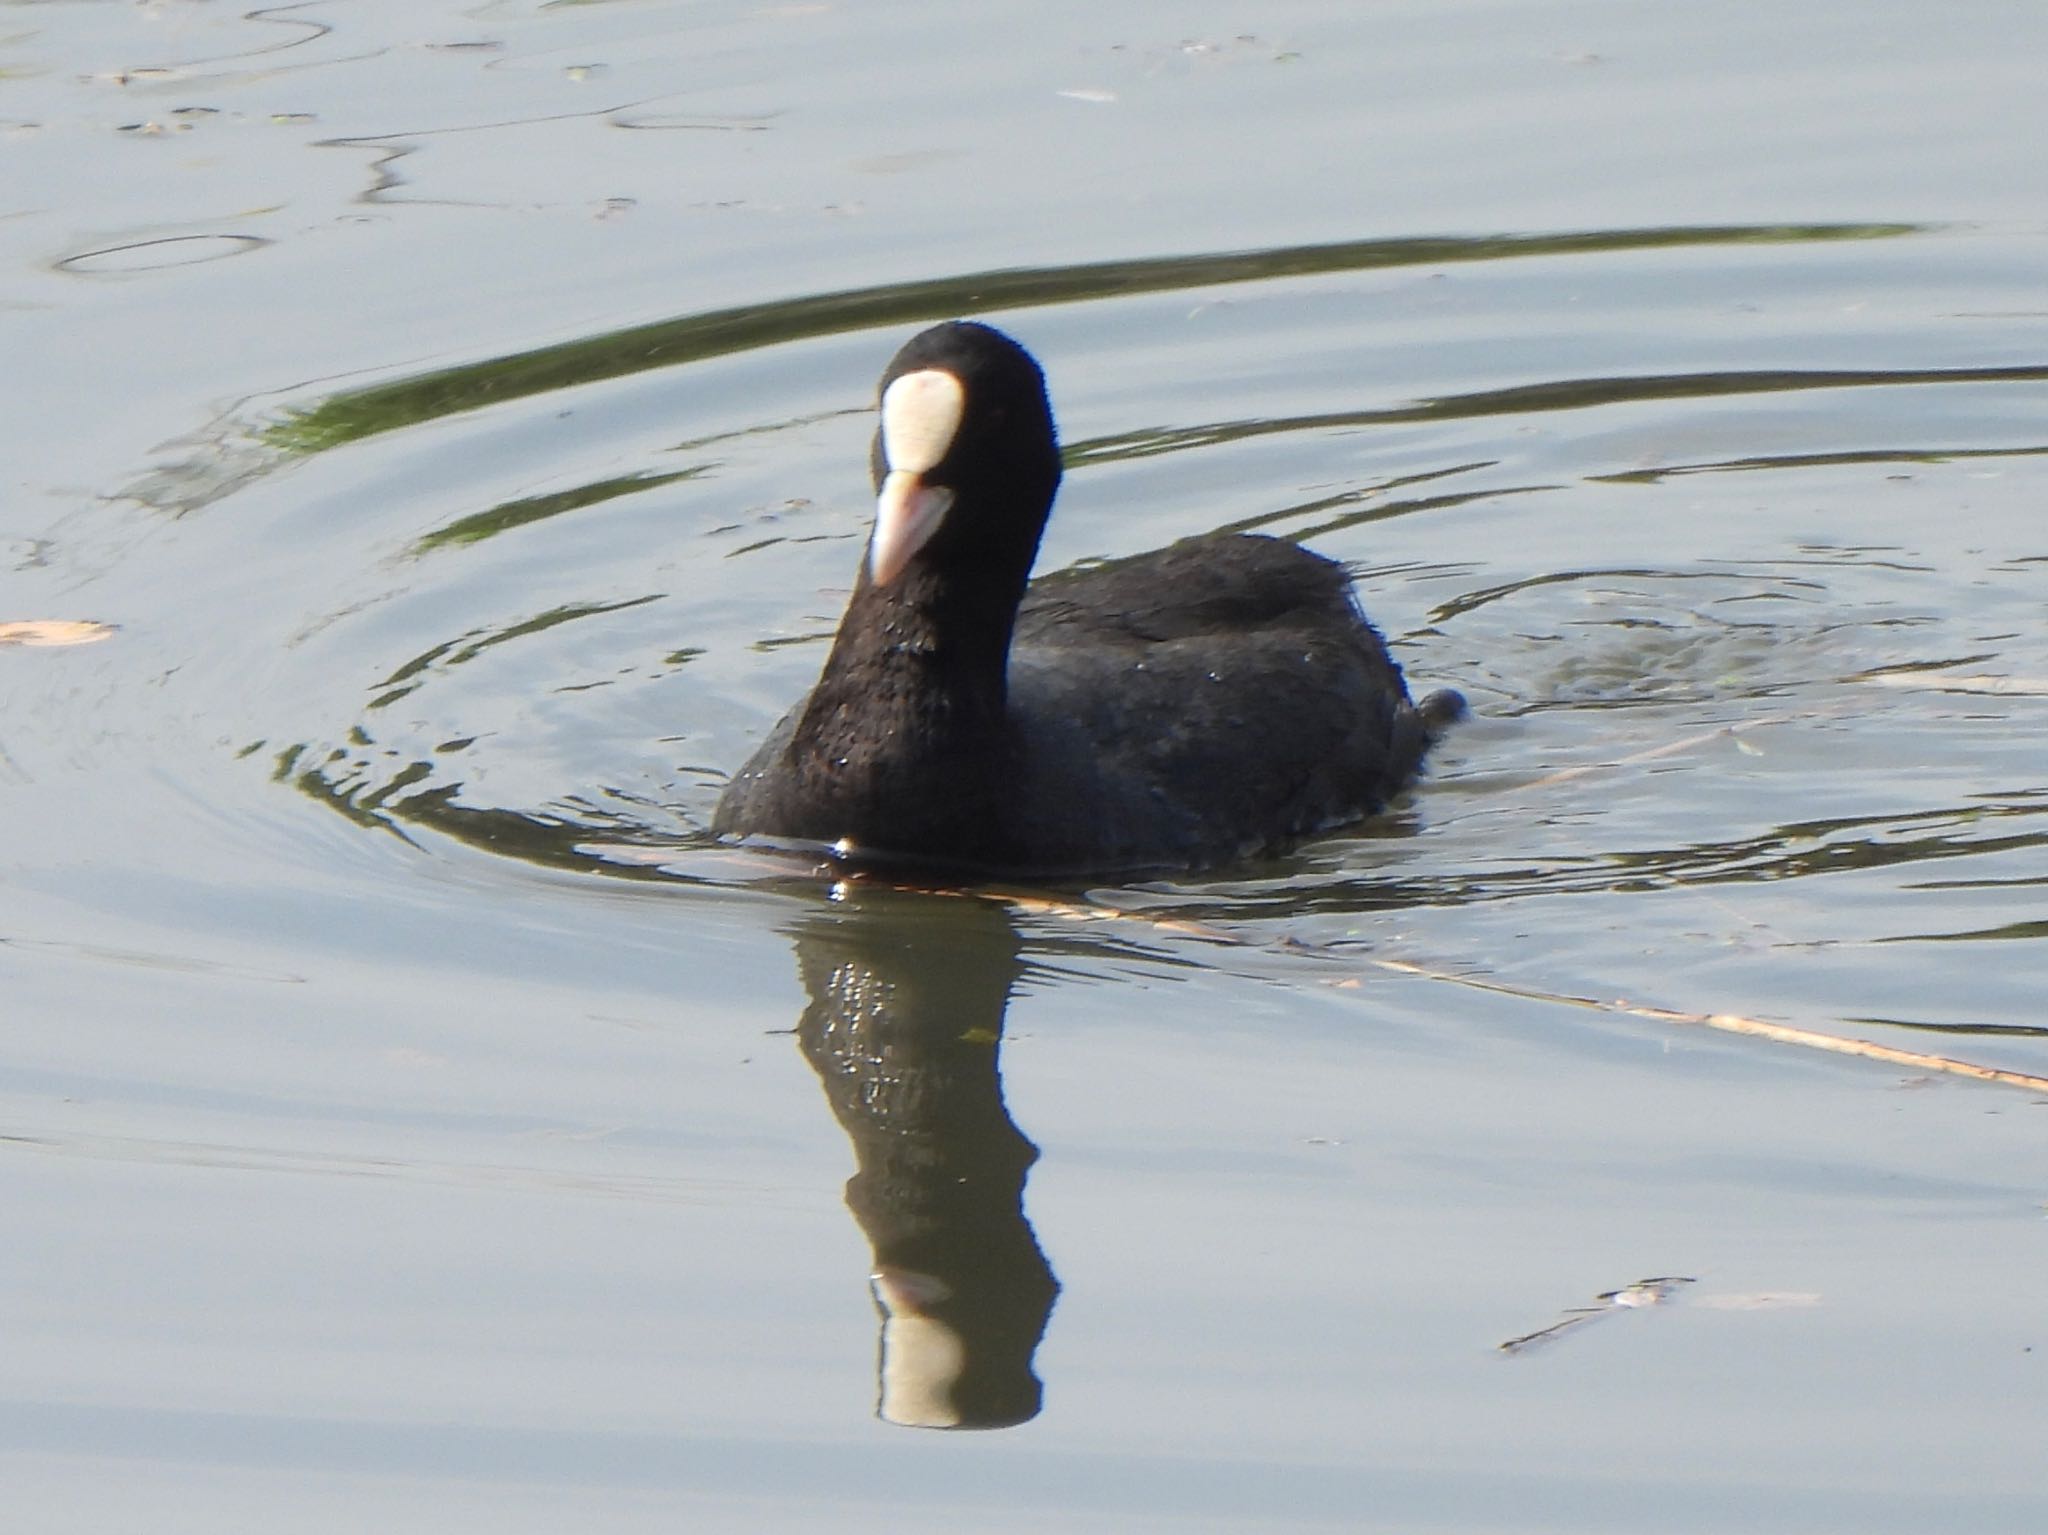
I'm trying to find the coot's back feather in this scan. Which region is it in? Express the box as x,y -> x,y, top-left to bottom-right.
711,321 -> 1460,877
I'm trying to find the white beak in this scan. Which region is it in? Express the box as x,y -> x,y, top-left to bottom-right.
869,472 -> 956,586
869,367 -> 967,585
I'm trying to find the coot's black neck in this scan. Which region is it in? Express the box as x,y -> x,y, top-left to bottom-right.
785,556 -> 1025,861
809,560 -> 1018,722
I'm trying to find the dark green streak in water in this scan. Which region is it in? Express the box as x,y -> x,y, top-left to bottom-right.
412,467 -> 709,554
1843,1014 -> 2048,1038
266,222 -> 1921,454
1877,918 -> 2048,944
1590,442 -> 2048,484
1062,366 -> 2048,468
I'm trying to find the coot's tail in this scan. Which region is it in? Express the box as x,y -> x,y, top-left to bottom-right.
1417,688 -> 1468,740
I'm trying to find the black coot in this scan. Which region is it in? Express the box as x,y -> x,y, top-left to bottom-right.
713,321 -> 1462,876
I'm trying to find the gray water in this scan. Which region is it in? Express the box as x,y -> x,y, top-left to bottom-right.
5,2 -> 2046,1530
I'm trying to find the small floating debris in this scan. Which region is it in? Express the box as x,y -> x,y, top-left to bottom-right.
1498,1275 -> 1696,1354
83,67 -> 179,86
1056,88 -> 1118,104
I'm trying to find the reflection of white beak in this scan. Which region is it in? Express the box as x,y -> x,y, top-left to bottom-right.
869,472 -> 956,586
872,1268 -> 967,1429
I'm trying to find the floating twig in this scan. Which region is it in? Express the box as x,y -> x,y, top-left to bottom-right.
1362,957 -> 2048,1094
1499,1276 -> 1695,1354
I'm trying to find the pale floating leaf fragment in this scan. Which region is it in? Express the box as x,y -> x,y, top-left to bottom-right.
1057,87 -> 1118,103
1698,1291 -> 1823,1311
0,619 -> 117,647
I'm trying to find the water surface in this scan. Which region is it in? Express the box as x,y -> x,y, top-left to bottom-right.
4,3 -> 2046,1531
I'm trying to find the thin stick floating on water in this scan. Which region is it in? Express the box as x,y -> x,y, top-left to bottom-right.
638,845 -> 2048,1096
980,888 -> 2048,1096
1360,957 -> 2048,1094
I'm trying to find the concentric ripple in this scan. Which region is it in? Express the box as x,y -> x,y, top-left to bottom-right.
110,220 -> 2048,1050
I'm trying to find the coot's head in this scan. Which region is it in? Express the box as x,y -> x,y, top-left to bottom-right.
864,321 -> 1062,596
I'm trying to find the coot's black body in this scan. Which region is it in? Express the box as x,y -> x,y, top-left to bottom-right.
712,321 -> 1460,878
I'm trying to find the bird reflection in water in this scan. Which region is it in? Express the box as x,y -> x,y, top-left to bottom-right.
789,884 -> 1059,1429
